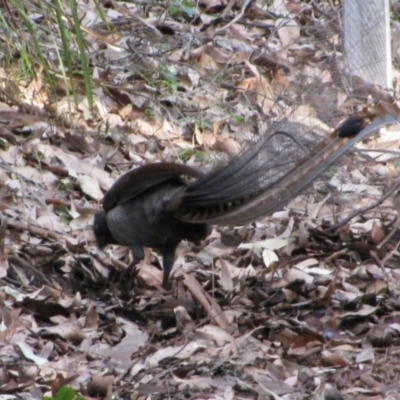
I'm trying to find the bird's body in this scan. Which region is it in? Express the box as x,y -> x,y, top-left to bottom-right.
107,182 -> 192,248
93,169 -> 211,287
93,114 -> 398,288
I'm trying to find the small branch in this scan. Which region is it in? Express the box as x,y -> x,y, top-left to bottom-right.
369,250 -> 387,278
215,0 -> 254,34
110,0 -> 162,37
183,274 -> 230,329
326,180 -> 400,232
7,218 -> 73,242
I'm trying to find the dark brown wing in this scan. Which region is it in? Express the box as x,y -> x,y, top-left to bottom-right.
102,162 -> 201,212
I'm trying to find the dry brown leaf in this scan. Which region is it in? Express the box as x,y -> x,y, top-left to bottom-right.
276,18 -> 300,48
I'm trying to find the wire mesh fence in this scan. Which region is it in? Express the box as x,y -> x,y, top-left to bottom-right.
240,0 -> 400,228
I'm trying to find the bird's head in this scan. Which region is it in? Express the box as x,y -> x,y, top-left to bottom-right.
93,211 -> 118,248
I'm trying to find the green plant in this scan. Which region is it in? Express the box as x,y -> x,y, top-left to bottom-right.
232,114 -> 244,124
145,107 -> 155,116
56,179 -> 74,195
3,0 -> 96,115
43,386 -> 85,400
179,148 -> 212,162
8,0 -> 55,87
158,65 -> 178,93
68,0 -> 94,109
168,0 -> 195,19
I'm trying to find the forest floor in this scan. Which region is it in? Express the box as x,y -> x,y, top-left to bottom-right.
2,0 -> 400,399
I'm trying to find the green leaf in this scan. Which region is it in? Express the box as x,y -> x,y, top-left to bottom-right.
168,5 -> 179,16
55,386 -> 78,400
182,0 -> 195,17
179,148 -> 212,162
159,66 -> 178,92
233,115 -> 244,123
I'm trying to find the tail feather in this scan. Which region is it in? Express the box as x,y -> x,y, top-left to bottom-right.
181,131 -> 307,206
178,114 -> 399,225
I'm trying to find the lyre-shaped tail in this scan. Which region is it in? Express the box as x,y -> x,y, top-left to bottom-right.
177,113 -> 400,226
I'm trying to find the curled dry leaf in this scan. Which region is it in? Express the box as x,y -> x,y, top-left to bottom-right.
110,321 -> 149,365
144,342 -> 205,368
16,342 -> 48,365
276,18 -> 300,48
36,144 -> 114,190
239,238 -> 290,252
194,325 -> 234,347
244,60 -> 276,114
174,306 -> 195,333
213,136 -> 241,156
38,321 -> 86,342
262,249 -> 279,268
78,175 -> 103,201
219,258 -> 234,291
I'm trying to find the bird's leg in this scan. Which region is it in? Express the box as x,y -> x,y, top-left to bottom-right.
160,245 -> 178,288
119,245 -> 144,292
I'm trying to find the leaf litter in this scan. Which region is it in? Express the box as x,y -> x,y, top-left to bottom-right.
1,0 -> 400,399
